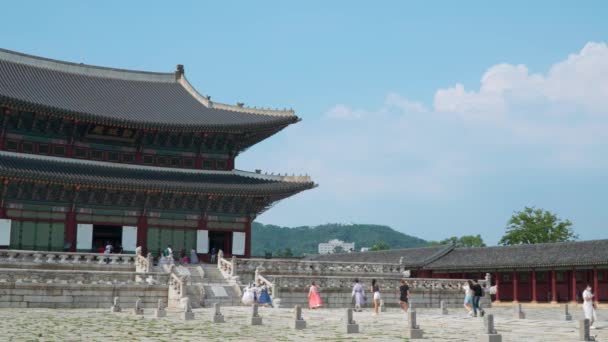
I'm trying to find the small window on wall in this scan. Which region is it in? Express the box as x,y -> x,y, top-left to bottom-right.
38,144 -> 50,155
556,272 -> 565,282
143,155 -> 154,164
216,160 -> 227,169
202,160 -> 214,169
6,140 -> 18,151
183,158 -> 194,168
502,274 -> 511,282
53,145 -> 65,156
22,142 -> 34,153
108,152 -> 120,162
123,154 -> 135,163
74,148 -> 87,158
91,150 -> 103,160
575,272 -> 583,281
156,156 -> 168,166
537,272 -> 546,282
520,273 -> 529,282
171,158 -> 180,167
599,271 -> 604,281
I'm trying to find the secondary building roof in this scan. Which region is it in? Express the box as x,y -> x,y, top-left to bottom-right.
0,48 -> 297,131
309,245 -> 453,268
0,151 -> 315,196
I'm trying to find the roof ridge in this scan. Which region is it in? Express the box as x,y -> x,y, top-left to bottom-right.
0,48 -> 175,83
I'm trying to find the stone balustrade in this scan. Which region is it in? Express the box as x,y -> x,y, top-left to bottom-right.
0,268 -> 168,285
167,266 -> 190,308
236,258 -> 402,276
0,249 -> 137,267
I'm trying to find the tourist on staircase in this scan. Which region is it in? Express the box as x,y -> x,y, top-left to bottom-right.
190,248 -> 199,264
308,281 -> 323,309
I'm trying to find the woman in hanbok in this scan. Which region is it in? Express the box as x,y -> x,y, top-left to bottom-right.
308,281 -> 323,309
242,283 -> 255,305
257,283 -> 273,307
582,284 -> 597,329
190,248 -> 199,264
352,279 -> 365,312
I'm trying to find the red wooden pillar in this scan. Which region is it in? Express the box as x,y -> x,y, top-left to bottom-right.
494,272 -> 501,302
64,210 -> 77,252
531,269 -> 537,303
136,215 -> 148,254
513,271 -> 519,302
593,268 -> 599,304
551,270 -> 557,303
571,269 -> 577,302
244,218 -> 252,258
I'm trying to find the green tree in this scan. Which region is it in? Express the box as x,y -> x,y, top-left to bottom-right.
369,242 -> 390,251
499,207 -> 578,245
333,246 -> 345,254
438,235 -> 486,247
276,248 -> 294,257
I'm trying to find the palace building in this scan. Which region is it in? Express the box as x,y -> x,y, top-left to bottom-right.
0,48 -> 315,258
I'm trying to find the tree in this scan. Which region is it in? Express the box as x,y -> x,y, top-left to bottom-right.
369,242 -> 390,251
333,246 -> 345,254
499,207 -> 578,245
275,248 -> 294,257
438,235 -> 486,248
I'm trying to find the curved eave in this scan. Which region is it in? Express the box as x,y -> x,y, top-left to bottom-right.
0,95 -> 300,133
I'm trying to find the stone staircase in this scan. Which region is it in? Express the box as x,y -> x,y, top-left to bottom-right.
199,263 -> 243,307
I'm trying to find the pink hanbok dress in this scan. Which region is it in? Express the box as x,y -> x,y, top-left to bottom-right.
308,285 -> 323,309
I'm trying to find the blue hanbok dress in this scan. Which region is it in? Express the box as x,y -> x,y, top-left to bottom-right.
258,286 -> 272,306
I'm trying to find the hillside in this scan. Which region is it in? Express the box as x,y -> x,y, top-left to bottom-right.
251,222 -> 428,257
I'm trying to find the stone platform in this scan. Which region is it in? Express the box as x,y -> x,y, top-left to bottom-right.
0,306 -> 605,341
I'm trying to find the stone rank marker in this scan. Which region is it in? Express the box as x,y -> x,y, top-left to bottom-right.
213,303 -> 225,323
513,303 -> 525,319
481,314 -> 502,342
251,304 -> 263,325
440,300 -> 448,315
407,309 -> 423,339
293,305 -> 306,330
133,298 -> 144,315
345,308 -> 359,334
563,304 -> 572,321
154,299 -> 166,318
182,298 -> 194,321
579,319 -> 594,341
110,297 -> 121,313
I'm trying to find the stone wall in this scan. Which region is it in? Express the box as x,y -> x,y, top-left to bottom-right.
269,275 -> 491,309
0,283 -> 168,309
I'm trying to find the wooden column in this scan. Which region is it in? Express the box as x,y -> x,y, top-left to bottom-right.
494,272 -> 501,302
571,269 -> 577,303
244,218 -> 252,258
593,268 -> 599,304
531,269 -> 537,303
136,215 -> 148,254
64,210 -> 77,252
513,271 -> 519,303
551,270 -> 557,303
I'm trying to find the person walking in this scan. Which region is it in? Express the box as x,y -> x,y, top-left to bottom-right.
463,280 -> 474,317
582,284 -> 597,329
370,279 -> 381,315
352,279 -> 365,312
398,279 -> 410,313
190,248 -> 199,264
471,279 -> 485,317
308,281 -> 323,309
258,283 -> 273,307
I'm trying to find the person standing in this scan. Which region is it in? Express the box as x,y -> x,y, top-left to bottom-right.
582,284 -> 597,329
371,279 -> 381,315
308,281 -> 323,309
242,283 -> 255,305
190,248 -> 199,264
463,280 -> 474,317
258,283 -> 273,307
471,279 -> 485,317
398,279 -> 410,313
352,279 -> 365,312
210,247 -> 217,263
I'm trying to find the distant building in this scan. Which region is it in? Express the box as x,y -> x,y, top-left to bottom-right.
318,239 -> 355,254
360,247 -> 370,252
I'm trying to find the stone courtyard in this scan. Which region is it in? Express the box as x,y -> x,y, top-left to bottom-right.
0,305 -> 605,341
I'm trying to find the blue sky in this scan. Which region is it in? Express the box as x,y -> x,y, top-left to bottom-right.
2,1 -> 608,244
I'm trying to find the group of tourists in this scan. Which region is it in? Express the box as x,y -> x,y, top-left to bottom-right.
463,279 -> 486,317
242,282 -> 273,307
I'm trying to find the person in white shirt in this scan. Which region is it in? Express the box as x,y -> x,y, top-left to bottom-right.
582,284 -> 597,329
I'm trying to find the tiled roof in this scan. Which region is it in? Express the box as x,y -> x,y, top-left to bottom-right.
0,151 -> 315,195
309,245 -> 452,268
0,48 -> 297,131
424,240 -> 608,270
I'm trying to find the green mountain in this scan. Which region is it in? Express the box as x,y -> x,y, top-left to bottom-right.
251,222 -> 428,257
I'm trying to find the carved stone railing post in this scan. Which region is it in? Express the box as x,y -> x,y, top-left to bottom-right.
230,256 -> 237,278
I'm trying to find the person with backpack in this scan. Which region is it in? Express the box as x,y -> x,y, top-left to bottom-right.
472,279 -> 486,317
